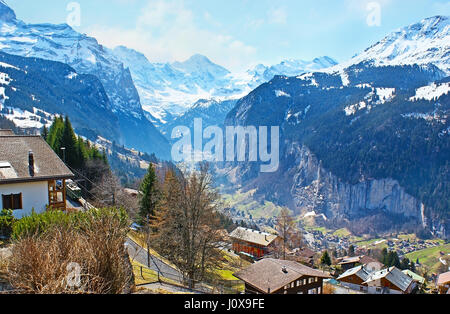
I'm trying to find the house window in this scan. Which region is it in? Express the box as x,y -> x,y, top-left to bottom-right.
2,193 -> 23,210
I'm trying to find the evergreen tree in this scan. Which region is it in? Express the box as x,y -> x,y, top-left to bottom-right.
138,164 -> 161,225
76,136 -> 88,168
348,245 -> 355,257
60,116 -> 79,168
381,248 -> 388,265
321,251 -> 332,266
46,116 -> 64,152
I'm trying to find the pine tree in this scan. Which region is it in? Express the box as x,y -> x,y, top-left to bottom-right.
348,245 -> 355,257
60,116 -> 79,168
138,164 -> 161,225
381,248 -> 388,265
76,136 -> 88,168
321,250 -> 332,266
46,116 -> 64,152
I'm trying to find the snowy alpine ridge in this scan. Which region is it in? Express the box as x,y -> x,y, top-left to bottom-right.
113,46 -> 338,125
0,1 -> 170,158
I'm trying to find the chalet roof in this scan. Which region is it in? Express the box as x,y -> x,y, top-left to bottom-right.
0,135 -> 73,184
0,129 -> 14,136
437,271 -> 450,286
338,256 -> 362,265
402,270 -> 425,284
338,265 -> 372,282
338,255 -> 383,268
359,255 -> 383,266
363,267 -> 414,292
233,258 -> 331,293
229,227 -> 278,247
295,247 -> 316,258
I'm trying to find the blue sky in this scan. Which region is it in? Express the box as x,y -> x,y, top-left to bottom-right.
8,0 -> 450,71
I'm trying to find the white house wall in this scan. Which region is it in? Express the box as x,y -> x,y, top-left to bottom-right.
0,181 -> 48,218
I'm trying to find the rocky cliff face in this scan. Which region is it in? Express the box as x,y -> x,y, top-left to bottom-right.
225,141 -> 447,237
288,143 -> 425,223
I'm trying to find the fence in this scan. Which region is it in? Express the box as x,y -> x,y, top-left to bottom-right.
133,265 -> 243,294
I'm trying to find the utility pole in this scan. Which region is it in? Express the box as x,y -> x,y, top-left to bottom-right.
61,147 -> 66,164
147,215 -> 151,268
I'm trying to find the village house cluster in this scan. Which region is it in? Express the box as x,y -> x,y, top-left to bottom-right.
227,224 -> 449,295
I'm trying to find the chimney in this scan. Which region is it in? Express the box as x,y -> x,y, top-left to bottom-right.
28,150 -> 35,177
282,266 -> 288,274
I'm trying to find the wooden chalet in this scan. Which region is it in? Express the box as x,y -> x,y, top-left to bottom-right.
229,227 -> 279,259
338,255 -> 384,271
338,265 -> 416,294
234,258 -> 331,294
437,271 -> 450,294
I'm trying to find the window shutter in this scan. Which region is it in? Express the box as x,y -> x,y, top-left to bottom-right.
2,194 -> 12,210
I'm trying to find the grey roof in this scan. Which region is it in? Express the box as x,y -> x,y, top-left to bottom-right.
0,130 -> 14,136
363,267 -> 414,292
338,265 -> 372,282
402,269 -> 425,284
229,227 -> 278,247
234,258 -> 331,293
0,135 -> 74,184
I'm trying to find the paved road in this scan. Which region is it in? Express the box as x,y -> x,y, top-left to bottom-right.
126,237 -> 183,282
136,282 -> 202,294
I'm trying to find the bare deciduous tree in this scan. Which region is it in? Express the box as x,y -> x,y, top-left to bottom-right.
273,208 -> 302,260
150,163 -> 222,287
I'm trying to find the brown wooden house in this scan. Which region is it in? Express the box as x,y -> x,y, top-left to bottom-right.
437,271 -> 450,294
229,227 -> 279,259
338,255 -> 384,271
338,265 -> 416,294
234,258 -> 331,294
0,131 -> 74,217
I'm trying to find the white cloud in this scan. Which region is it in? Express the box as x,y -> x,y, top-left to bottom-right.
268,7 -> 287,25
83,0 -> 256,71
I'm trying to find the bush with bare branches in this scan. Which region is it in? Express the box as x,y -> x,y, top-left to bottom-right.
7,208 -> 133,294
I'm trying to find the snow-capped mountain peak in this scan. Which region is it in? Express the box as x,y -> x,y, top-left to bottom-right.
247,56 -> 338,83
172,54 -> 230,78
0,1 -> 16,23
112,45 -> 338,124
332,15 -> 450,75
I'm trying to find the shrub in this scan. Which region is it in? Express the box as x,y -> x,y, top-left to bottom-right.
7,207 -> 133,294
0,209 -> 15,239
11,207 -> 129,240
